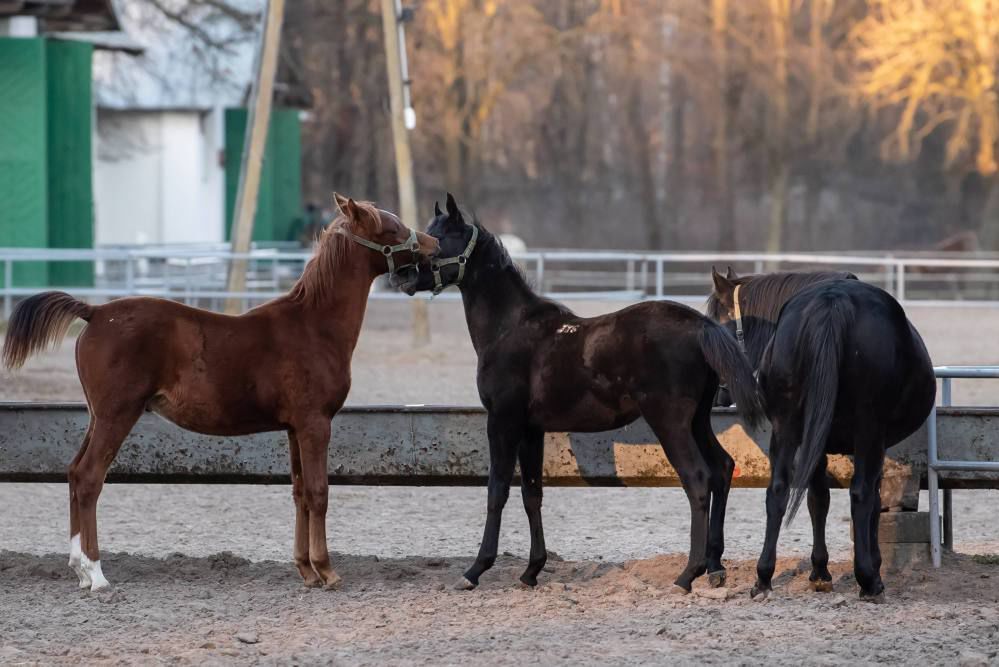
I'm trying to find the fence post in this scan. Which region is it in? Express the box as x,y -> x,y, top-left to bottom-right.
536,255 -> 545,293
896,262 -> 906,303
3,259 -> 12,320
927,402 -> 941,568
125,255 -> 135,295
941,377 -> 953,551
655,258 -> 664,298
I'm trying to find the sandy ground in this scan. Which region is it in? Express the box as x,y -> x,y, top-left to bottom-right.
2,300 -> 999,664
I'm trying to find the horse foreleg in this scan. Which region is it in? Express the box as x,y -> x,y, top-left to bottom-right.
288,430 -> 321,587
296,418 -> 339,589
517,429 -> 547,587
807,455 -> 833,592
457,412 -> 519,590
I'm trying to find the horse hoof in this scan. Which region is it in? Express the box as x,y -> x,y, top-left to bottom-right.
671,584 -> 691,596
860,591 -> 886,605
90,578 -> 112,593
810,579 -> 833,593
455,576 -> 477,591
302,578 -> 322,589
322,575 -> 342,591
707,570 -> 727,588
519,575 -> 538,589
750,585 -> 770,601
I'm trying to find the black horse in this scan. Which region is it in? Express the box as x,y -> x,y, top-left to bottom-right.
405,194 -> 765,593
707,269 -> 936,602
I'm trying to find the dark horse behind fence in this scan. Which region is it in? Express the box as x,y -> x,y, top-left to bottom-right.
708,269 -> 935,602
2,195 -> 439,592
405,194 -> 765,593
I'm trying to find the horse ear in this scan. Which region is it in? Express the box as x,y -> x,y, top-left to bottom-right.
726,266 -> 738,280
434,201 -> 442,217
711,266 -> 735,295
334,192 -> 351,217
445,192 -> 464,225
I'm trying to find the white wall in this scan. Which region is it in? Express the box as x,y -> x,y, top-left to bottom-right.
94,108 -> 225,246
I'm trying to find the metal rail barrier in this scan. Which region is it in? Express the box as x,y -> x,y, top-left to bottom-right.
5,246 -> 999,316
928,366 -> 999,567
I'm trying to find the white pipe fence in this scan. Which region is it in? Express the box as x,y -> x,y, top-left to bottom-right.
5,246 -> 999,317
927,366 -> 999,568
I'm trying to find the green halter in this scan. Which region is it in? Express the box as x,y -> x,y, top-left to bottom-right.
431,225 -> 478,295
337,226 -> 421,276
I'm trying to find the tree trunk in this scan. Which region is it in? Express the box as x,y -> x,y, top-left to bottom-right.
712,0 -> 735,251
665,74 -> 686,248
767,162 -> 789,253
765,0 -> 790,256
979,175 -> 999,251
628,80 -> 661,249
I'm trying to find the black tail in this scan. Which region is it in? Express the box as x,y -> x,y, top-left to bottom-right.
784,295 -> 854,524
2,292 -> 93,370
699,321 -> 766,430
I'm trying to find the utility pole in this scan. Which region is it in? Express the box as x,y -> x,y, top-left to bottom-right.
224,0 -> 285,315
380,0 -> 429,345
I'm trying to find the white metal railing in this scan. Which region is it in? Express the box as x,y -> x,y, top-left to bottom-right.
927,366 -> 999,567
5,246 -> 999,317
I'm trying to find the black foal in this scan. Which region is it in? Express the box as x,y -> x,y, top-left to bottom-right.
406,195 -> 765,592
708,269 -> 935,601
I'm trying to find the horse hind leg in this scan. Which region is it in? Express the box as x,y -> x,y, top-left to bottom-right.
692,394 -> 734,588
807,454 -> 833,592
752,429 -> 794,600
68,419 -> 95,588
851,436 -> 887,602
640,397 -> 711,593
70,404 -> 143,591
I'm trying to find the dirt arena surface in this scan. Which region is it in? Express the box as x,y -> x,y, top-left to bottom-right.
2,300 -> 999,664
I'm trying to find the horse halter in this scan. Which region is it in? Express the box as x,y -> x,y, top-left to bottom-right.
337,226 -> 421,276
733,284 -> 746,352
431,224 -> 478,295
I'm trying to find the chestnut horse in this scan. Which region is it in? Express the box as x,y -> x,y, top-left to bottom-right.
2,195 -> 438,591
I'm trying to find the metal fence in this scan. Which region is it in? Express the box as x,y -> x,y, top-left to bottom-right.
6,245 -> 999,317
928,366 -> 999,567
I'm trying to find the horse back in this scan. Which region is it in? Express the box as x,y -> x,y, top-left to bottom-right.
763,280 -> 935,448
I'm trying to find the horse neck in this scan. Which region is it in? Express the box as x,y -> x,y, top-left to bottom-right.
459,252 -> 539,354
292,245 -> 378,346
739,281 -> 784,370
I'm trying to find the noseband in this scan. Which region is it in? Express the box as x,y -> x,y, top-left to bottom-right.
337,226 -> 421,277
431,225 -> 478,295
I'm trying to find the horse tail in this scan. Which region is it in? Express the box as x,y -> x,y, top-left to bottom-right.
3,292 -> 94,370
785,294 -> 854,524
698,320 -> 766,430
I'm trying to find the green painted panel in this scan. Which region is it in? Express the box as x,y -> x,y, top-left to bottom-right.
224,107 -> 302,242
269,110 -> 303,242
0,38 -> 48,286
45,39 -> 94,287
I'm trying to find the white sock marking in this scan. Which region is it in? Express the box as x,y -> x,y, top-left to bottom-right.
69,534 -> 91,589
80,553 -> 110,591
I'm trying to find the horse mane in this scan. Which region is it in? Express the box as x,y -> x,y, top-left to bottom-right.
706,270 -> 857,366
288,200 -> 381,305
